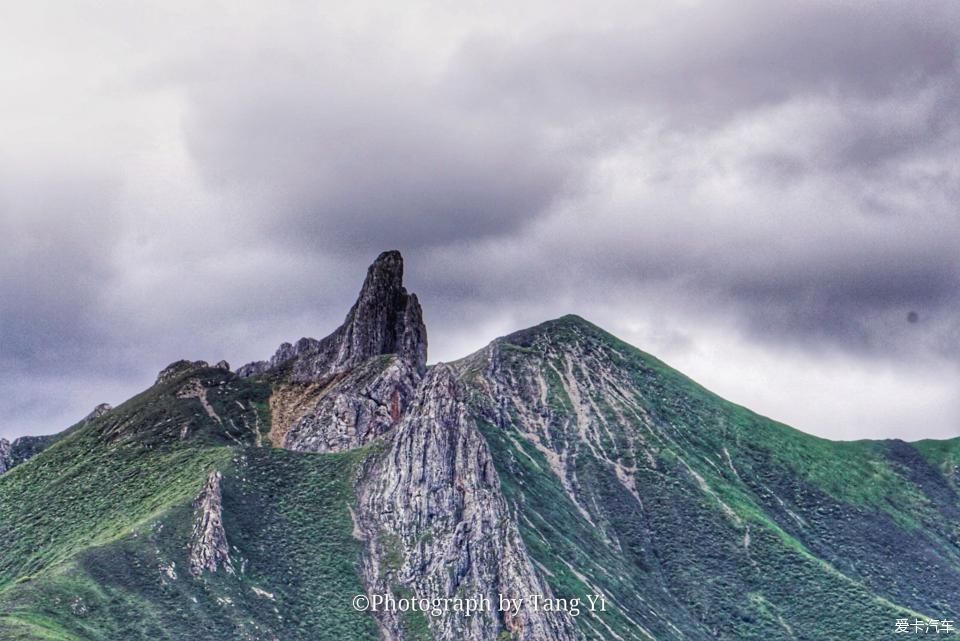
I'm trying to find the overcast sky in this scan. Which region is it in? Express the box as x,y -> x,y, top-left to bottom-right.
2,0 -> 958,442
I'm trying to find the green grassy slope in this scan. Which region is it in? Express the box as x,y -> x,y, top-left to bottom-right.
0,364 -> 379,641
465,316 -> 960,641
2,319 -> 958,641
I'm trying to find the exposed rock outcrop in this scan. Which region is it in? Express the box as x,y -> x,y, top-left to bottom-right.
237,251 -> 429,453
0,439 -> 11,475
157,360 -> 211,385
280,355 -> 420,452
0,403 -> 114,476
189,470 -> 234,576
237,250 -> 427,382
177,378 -> 222,425
0,434 -> 59,476
83,403 -> 113,423
357,365 -> 580,641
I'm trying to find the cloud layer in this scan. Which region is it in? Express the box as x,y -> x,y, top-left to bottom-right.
2,0 -> 958,440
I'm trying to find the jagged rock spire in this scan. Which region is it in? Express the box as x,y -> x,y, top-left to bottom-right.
237,250 -> 428,381
334,250 -> 427,376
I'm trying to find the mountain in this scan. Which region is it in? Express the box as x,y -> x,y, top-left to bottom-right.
0,434 -> 63,475
1,251 -> 958,641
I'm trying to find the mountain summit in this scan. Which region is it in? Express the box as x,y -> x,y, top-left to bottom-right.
1,251 -> 959,641
237,250 -> 427,381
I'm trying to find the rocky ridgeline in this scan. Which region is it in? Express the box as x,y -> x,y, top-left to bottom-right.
223,250 -> 574,640
0,251 -> 590,639
0,402 -> 113,476
0,252 -> 624,641
462,320 -> 660,526
238,251 -> 429,454
237,250 -> 427,381
8,250 -> 960,641
82,403 -> 114,423
157,360 -> 230,386
6,249 -> 960,641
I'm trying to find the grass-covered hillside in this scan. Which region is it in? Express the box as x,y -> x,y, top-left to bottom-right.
461,316 -> 960,641
2,317 -> 958,641
0,362 -> 380,641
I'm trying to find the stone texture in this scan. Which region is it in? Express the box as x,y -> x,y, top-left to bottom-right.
83,403 -> 113,423
356,365 -> 580,641
330,249 -> 427,378
281,356 -> 420,453
0,439 -> 11,475
156,360 -> 210,386
236,251 -> 429,454
236,250 -> 427,382
0,434 -> 59,476
189,470 -> 234,576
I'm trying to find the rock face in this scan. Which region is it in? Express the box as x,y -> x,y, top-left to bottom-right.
237,251 -> 429,453
83,403 -> 113,423
357,365 -> 579,641
157,360 -> 211,386
9,252 -> 960,641
280,355 -> 421,452
189,470 -> 234,576
0,434 -> 59,476
227,253 -> 574,639
0,439 -> 11,475
238,250 -> 427,382
332,249 -> 427,378
0,404 -> 113,476
463,318 -> 654,526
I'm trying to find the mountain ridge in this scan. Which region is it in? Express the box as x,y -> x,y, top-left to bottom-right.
236,249 -> 427,382
1,251 -> 958,641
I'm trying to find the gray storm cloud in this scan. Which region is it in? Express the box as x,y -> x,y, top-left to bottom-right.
1,0 -> 958,440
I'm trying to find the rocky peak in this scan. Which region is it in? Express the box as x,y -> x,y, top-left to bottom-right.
156,360 -> 212,386
83,403 -> 113,423
0,433 -> 60,476
337,250 -> 427,376
237,250 -> 427,382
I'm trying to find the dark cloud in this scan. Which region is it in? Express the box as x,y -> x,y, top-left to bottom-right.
452,1 -> 958,122
2,0 -> 960,440
0,168 -> 124,375
178,49 -> 571,252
